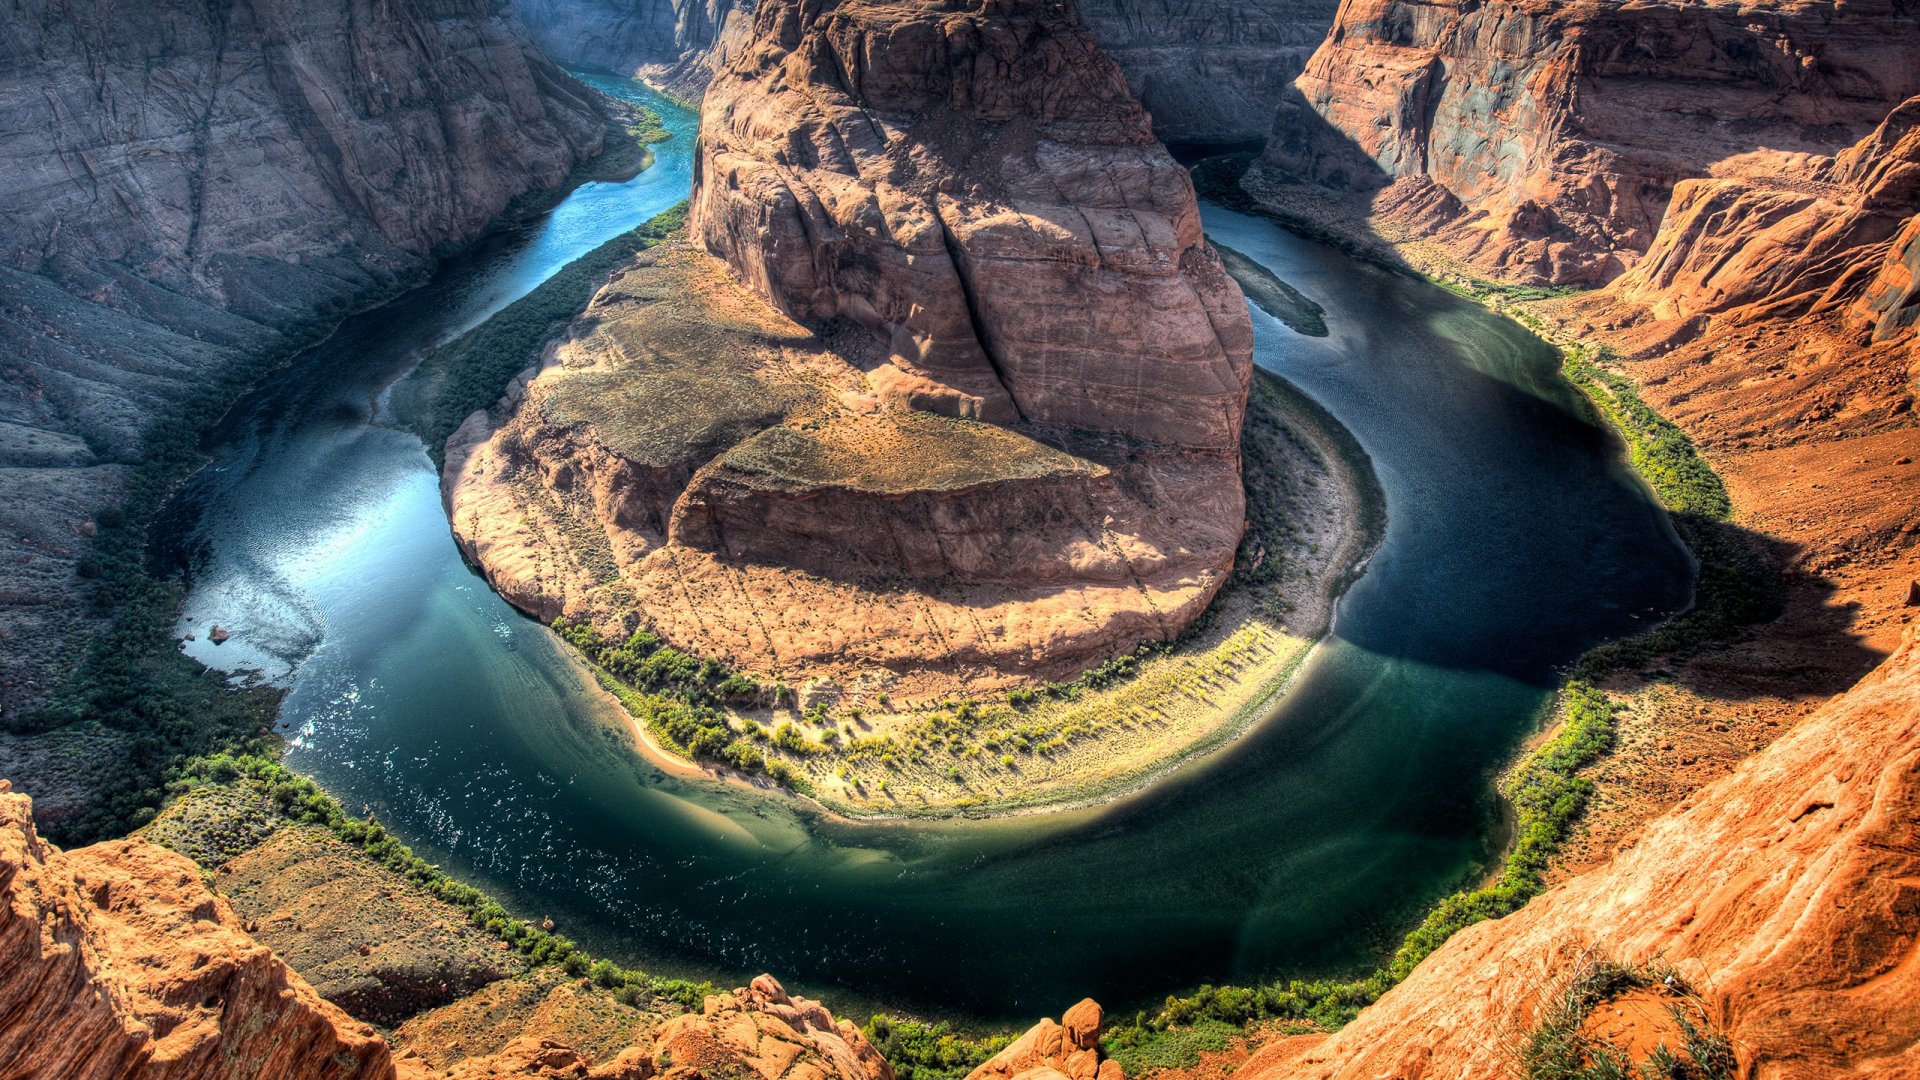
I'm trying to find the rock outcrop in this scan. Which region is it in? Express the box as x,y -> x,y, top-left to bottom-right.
0,0 -> 609,722
451,0 -> 1254,695
691,0 -> 1251,447
1262,0 -> 1920,284
0,783 -> 398,1079
968,999 -> 1122,1080
1240,622 -> 1920,1078
648,974 -> 893,1080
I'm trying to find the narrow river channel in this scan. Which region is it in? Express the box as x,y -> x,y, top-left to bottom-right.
153,74 -> 1692,1023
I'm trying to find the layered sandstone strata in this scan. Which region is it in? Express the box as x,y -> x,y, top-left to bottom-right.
0,783 -> 397,1079
1261,0 -> 1920,284
452,0 -> 1253,694
512,0 -> 1334,142
0,0 -> 608,721
1240,622 -> 1920,1078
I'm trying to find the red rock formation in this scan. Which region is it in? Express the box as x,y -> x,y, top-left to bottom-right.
453,0 -> 1257,695
690,0 -> 1253,448
0,783 -> 398,1080
969,999 -> 1123,1080
648,975 -> 894,1080
1263,0 -> 1920,284
1237,622 -> 1920,1078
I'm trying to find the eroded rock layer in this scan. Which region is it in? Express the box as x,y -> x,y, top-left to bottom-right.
690,0 -> 1253,449
446,242 -> 1245,694
0,0 -> 608,721
0,784 -> 397,1080
1241,623 -> 1920,1078
1262,0 -> 1920,285
454,0 -> 1253,695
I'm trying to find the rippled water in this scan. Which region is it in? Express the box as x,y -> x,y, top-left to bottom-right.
154,77 -> 1691,1024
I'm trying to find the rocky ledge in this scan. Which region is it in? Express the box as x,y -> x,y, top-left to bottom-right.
449,0 -> 1255,698
0,782 -> 397,1079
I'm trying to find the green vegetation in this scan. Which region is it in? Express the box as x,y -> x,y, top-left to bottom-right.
862,1016 -> 1011,1080
1104,1018 -> 1246,1074
402,204 -> 688,463
1561,345 -> 1781,677
166,752 -> 718,1012
1520,959 -> 1734,1080
554,619 -> 809,791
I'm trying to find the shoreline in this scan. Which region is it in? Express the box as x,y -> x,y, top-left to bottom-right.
570,368 -> 1387,823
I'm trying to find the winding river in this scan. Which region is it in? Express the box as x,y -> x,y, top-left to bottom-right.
154,76 -> 1692,1024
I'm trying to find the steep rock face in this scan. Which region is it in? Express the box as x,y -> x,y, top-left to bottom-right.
0,0 -> 605,719
1241,623 -> 1920,1078
690,0 -> 1253,449
1060,0 -> 1339,144
0,784 -> 398,1080
1262,0 -> 1920,284
511,0 -> 747,91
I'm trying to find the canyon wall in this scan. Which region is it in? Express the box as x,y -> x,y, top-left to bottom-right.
0,0 -> 607,718
1074,0 -> 1337,144
1262,0 -> 1920,284
511,0 -> 748,91
1245,622 -> 1920,1078
689,0 -> 1252,447
512,0 -> 1335,142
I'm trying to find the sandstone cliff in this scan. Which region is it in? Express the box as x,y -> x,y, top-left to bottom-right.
0,783 -> 398,1079
1262,0 -> 1920,284
1240,622 -> 1920,1078
513,0 -> 1335,143
0,0 -> 607,722
512,0 -> 747,91
450,0 -> 1254,696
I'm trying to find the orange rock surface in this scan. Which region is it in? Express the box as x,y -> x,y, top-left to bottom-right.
1237,622 -> 1920,1078
0,783 -> 397,1080
969,999 -> 1123,1080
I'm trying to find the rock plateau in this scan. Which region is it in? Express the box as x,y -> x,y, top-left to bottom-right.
448,0 -> 1255,695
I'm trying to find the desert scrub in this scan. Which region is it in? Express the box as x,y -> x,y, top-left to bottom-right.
164,752 -> 718,1012
862,1015 -> 1010,1080
1103,1018 -> 1244,1074
1520,956 -> 1735,1080
554,618 -> 811,791
401,204 -> 688,464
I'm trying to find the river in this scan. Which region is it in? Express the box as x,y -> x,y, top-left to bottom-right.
153,75 -> 1692,1024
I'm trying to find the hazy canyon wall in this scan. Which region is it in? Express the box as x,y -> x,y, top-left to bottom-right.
0,0 -> 608,715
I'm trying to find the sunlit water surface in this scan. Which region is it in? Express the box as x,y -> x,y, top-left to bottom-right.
155,80 -> 1692,1022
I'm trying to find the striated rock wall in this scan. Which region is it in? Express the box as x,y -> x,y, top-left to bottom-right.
0,783 -> 398,1080
513,0 -> 1334,143
1058,0 -> 1339,145
1241,622 -> 1920,1079
1262,0 -> 1920,285
0,0 -> 607,719
511,0 -> 748,92
689,0 -> 1253,450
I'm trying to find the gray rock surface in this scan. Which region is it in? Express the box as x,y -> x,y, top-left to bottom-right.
0,0 -> 607,720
